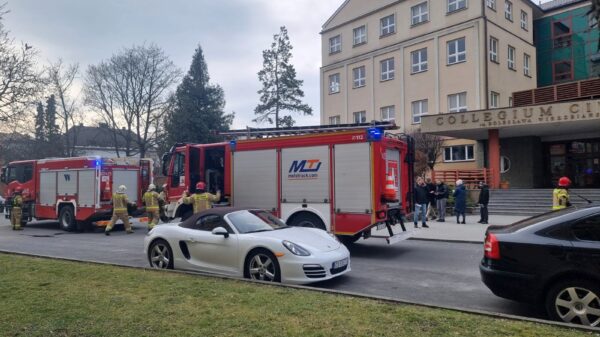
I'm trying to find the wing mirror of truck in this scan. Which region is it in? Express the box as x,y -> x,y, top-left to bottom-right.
0,167 -> 6,184
161,153 -> 172,177
212,227 -> 229,238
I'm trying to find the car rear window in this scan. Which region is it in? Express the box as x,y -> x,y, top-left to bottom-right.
497,207 -> 581,233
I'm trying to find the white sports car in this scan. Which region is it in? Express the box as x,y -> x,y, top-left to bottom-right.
143,208 -> 351,284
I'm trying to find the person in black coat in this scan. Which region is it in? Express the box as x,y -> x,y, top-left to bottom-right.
477,181 -> 489,224
453,180 -> 467,224
413,177 -> 430,229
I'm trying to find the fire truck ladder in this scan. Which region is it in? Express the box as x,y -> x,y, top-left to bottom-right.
219,121 -> 398,139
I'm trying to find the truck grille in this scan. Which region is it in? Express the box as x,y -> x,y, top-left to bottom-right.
303,265 -> 326,278
330,265 -> 348,275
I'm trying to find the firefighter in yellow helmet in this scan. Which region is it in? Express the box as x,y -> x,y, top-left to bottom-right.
552,176 -> 572,211
182,182 -> 221,214
105,185 -> 134,235
10,187 -> 24,230
143,183 -> 162,230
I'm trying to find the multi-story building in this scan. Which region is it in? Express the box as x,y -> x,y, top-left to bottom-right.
320,0 -> 538,175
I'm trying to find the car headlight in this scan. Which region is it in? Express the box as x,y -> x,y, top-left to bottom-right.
282,240 -> 311,256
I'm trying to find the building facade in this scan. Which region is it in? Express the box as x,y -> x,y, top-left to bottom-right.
320,0 -> 538,173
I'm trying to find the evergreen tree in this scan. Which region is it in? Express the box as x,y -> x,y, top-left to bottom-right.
34,102 -> 45,142
254,26 -> 312,128
165,45 -> 233,145
45,95 -> 63,157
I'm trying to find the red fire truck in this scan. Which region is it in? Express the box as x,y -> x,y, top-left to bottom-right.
1,157 -> 153,231
161,122 -> 415,244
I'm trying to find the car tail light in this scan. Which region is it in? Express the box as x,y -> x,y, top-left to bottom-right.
484,233 -> 501,260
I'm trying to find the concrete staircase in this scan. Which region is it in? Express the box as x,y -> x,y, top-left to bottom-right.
488,189 -> 600,216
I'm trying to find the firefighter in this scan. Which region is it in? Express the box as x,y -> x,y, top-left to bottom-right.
143,183 -> 162,230
182,182 -> 221,214
10,187 -> 24,230
105,185 -> 134,235
552,176 -> 572,211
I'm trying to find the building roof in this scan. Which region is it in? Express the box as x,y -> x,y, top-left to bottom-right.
539,0 -> 587,11
65,123 -> 135,149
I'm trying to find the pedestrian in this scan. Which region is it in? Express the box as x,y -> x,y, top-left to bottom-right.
10,187 -> 23,231
105,185 -> 134,235
182,182 -> 221,214
477,181 -> 489,224
453,180 -> 467,224
413,177 -> 429,228
552,176 -> 571,210
143,184 -> 162,231
435,179 -> 449,222
425,178 -> 438,221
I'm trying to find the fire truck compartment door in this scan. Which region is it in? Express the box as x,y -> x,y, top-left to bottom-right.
78,169 -> 97,207
281,146 -> 329,203
112,170 -> 139,202
233,149 -> 277,210
334,142 -> 372,213
386,149 -> 401,202
39,171 -> 57,206
57,170 -> 77,196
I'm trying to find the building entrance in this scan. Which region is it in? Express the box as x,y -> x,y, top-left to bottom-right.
546,139 -> 600,188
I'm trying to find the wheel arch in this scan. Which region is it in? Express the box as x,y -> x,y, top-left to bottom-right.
541,270 -> 600,302
56,200 -> 77,216
285,210 -> 327,231
242,246 -> 279,279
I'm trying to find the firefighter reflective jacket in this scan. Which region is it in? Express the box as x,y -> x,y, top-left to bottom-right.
143,191 -> 160,211
112,193 -> 129,214
183,191 -> 221,214
12,195 -> 22,209
552,188 -> 570,210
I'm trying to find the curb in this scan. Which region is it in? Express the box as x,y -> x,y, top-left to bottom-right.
0,249 -> 598,334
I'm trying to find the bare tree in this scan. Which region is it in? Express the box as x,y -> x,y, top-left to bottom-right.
0,5 -> 42,128
48,59 -> 81,157
411,131 -> 444,174
84,44 -> 181,157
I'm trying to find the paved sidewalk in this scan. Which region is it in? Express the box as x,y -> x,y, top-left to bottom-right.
374,215 -> 529,244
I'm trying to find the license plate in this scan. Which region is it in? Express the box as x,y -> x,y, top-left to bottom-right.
332,258 -> 348,269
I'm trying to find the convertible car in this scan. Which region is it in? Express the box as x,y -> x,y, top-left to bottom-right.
143,207 -> 351,284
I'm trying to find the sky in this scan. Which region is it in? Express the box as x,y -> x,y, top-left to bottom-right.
3,0 -> 343,129
4,0 -> 555,130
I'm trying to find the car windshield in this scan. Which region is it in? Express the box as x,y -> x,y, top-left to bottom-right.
227,210 -> 287,234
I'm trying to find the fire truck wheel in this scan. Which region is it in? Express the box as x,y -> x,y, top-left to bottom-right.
58,206 -> 77,232
287,212 -> 326,231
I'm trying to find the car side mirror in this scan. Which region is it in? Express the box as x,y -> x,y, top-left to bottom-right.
212,227 -> 229,238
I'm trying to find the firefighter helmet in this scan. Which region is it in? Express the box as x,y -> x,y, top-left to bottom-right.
117,185 -> 127,193
558,176 -> 571,187
148,183 -> 156,191
195,182 -> 206,191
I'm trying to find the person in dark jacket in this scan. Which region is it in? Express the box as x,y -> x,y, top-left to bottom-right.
425,178 -> 437,221
453,180 -> 467,224
435,179 -> 449,222
477,181 -> 489,224
413,177 -> 429,228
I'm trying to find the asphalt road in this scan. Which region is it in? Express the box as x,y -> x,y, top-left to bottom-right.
0,216 -> 540,319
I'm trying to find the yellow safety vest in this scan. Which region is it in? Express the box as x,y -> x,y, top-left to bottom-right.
552,188 -> 570,210
143,191 -> 160,211
12,195 -> 22,209
183,191 -> 220,214
112,193 -> 129,213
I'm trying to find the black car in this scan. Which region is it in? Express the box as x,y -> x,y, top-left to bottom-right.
480,205 -> 600,327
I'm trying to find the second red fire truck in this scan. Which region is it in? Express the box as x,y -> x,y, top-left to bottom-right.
160,122 -> 414,244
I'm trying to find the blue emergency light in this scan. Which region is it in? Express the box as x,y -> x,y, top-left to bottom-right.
366,127 -> 383,142
229,140 -> 237,151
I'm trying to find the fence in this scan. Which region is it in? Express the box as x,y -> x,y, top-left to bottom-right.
431,169 -> 492,188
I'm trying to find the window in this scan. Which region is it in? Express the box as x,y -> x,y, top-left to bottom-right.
6,163 -> 34,184
353,111 -> 366,123
489,37 -> 498,63
486,0 -> 496,10
448,0 -> 467,13
353,66 -> 366,88
490,91 -> 499,108
507,45 -> 515,70
520,10 -> 528,30
195,214 -> 226,232
553,19 -> 572,48
353,25 -> 367,46
524,53 -> 530,76
444,145 -> 474,162
329,115 -> 341,125
412,100 -> 428,124
381,106 -> 395,122
505,1 -> 513,21
411,48 -> 428,73
571,215 -> 600,242
448,92 -> 467,112
411,2 -> 429,25
447,38 -> 466,64
380,58 -> 395,81
171,152 -> 185,187
380,14 -> 395,36
329,35 -> 341,54
329,73 -> 340,94
553,61 -> 572,82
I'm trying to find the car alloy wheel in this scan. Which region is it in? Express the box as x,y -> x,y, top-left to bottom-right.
149,240 -> 173,269
553,286 -> 600,327
248,253 -> 277,282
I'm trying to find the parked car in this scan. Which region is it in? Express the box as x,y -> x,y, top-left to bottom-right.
480,205 -> 600,327
144,208 -> 350,284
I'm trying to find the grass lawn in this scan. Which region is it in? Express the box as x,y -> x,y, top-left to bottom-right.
0,253 -> 595,337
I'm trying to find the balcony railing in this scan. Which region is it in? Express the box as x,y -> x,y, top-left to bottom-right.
431,169 -> 492,189
512,78 -> 600,107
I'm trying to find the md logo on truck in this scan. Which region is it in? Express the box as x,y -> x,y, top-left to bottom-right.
288,159 -> 321,180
